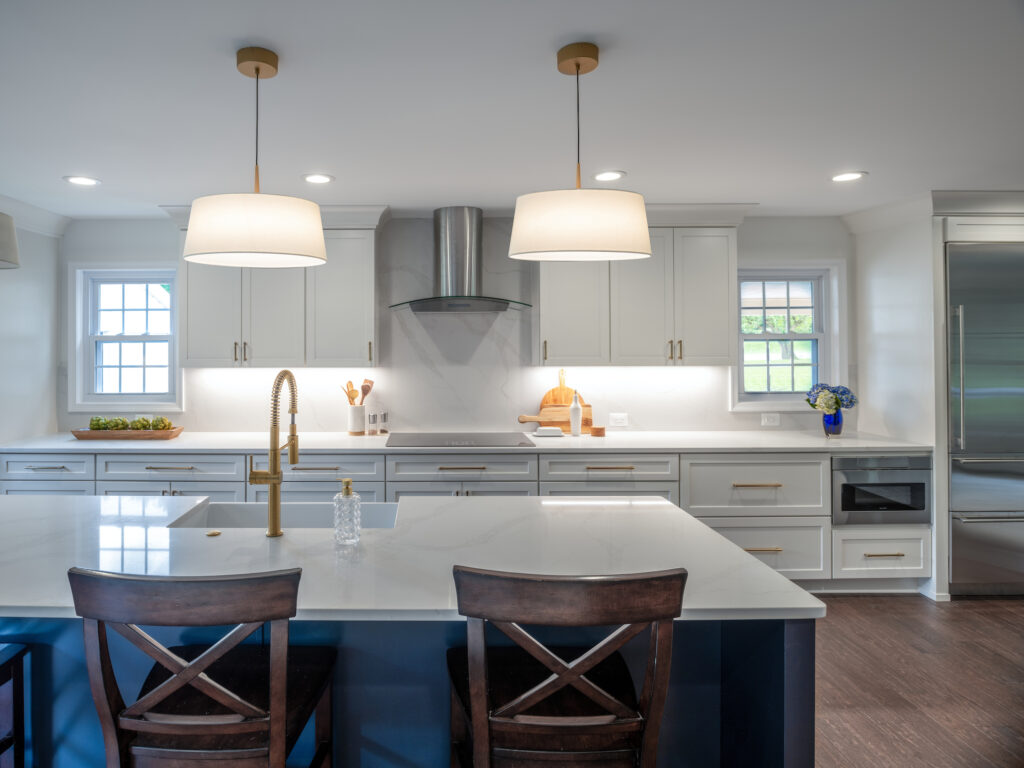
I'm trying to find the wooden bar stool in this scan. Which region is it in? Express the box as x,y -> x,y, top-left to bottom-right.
67,567 -> 335,768
0,643 -> 28,768
448,565 -> 687,768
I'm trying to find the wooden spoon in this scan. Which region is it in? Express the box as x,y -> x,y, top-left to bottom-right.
344,381 -> 358,405
359,379 -> 374,405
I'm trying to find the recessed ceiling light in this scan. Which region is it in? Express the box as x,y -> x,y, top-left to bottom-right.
303,173 -> 334,184
63,175 -> 101,186
593,170 -> 626,182
832,171 -> 868,182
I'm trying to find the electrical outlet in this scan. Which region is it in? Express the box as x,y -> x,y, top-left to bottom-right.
609,412 -> 629,427
760,412 -> 781,427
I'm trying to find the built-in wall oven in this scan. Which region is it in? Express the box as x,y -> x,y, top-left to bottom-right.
832,455 -> 932,525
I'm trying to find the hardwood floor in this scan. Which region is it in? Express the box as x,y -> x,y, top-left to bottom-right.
816,595 -> 1024,767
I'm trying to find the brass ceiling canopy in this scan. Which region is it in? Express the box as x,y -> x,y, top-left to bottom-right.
236,47 -> 279,79
556,42 -> 599,75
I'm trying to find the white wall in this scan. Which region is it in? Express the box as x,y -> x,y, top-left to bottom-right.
55,215 -> 858,434
0,228 -> 59,442
845,199 -> 936,444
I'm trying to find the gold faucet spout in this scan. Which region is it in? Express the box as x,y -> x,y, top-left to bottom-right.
250,369 -> 299,537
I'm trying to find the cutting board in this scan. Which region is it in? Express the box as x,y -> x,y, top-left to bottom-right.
540,369 -> 579,408
518,405 -> 593,434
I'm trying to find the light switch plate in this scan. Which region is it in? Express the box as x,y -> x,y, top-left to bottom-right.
760,412 -> 781,427
609,412 -> 629,427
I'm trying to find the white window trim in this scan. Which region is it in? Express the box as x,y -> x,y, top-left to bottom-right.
729,260 -> 849,413
68,264 -> 184,413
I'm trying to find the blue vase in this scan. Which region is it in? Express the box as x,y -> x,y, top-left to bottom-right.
822,408 -> 843,438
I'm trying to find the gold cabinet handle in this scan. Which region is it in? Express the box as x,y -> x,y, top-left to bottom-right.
291,466 -> 341,472
864,552 -> 905,558
25,465 -> 69,471
543,340 -> 548,361
732,483 -> 783,488
368,340 -> 373,362
668,340 -> 674,360
233,341 -> 239,362
745,547 -> 783,553
438,466 -> 487,471
144,465 -> 197,471
585,465 -> 636,471
243,341 -> 249,361
677,340 -> 683,359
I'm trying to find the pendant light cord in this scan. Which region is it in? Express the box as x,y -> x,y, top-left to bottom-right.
575,62 -> 581,190
254,66 -> 261,193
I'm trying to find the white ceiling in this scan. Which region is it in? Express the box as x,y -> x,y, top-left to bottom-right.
2,0 -> 1024,220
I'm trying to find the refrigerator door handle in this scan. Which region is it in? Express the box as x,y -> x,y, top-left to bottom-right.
953,457 -> 1024,463
954,304 -> 966,450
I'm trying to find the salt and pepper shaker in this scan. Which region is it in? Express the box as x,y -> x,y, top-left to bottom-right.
367,412 -> 378,436
379,410 -> 389,434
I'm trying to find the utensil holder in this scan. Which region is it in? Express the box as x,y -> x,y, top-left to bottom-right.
347,405 -> 366,436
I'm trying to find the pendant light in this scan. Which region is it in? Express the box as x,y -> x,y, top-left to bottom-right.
183,47 -> 326,268
0,212 -> 19,269
508,43 -> 650,262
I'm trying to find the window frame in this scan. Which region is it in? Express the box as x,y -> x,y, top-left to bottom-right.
68,265 -> 184,413
730,261 -> 848,412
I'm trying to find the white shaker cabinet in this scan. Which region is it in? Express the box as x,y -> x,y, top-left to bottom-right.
541,227 -> 737,366
539,261 -> 609,365
306,230 -> 376,366
182,263 -> 305,367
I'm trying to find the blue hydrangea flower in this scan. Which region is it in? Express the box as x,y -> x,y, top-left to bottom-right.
806,383 -> 857,411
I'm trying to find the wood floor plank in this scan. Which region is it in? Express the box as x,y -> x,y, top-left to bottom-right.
815,595 -> 1024,768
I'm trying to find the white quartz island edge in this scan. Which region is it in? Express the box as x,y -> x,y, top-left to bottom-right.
0,429 -> 929,454
0,494 -> 824,622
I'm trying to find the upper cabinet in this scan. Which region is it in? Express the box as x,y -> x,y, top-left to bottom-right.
182,229 -> 376,368
539,227 -> 737,366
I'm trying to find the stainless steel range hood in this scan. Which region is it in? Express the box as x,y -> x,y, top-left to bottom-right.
389,206 -> 531,313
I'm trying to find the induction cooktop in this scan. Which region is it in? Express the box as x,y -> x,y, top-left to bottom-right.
385,432 -> 535,448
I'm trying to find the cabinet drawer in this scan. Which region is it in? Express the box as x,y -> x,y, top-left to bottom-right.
540,454 -> 678,482
702,516 -> 831,580
96,481 -> 169,496
0,480 -> 95,495
250,454 -> 384,481
171,482 -> 247,502
385,482 -> 536,502
540,481 -> 678,504
681,454 -> 828,517
0,454 -> 95,481
250,482 -> 385,503
832,526 -> 932,579
387,455 -> 537,482
96,454 -> 246,482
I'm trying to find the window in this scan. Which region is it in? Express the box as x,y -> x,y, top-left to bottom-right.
70,267 -> 182,412
732,265 -> 846,411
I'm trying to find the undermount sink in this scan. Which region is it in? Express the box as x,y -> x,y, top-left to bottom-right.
169,502 -> 398,530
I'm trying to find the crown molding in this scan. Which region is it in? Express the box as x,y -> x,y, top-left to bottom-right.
159,204 -> 390,231
0,194 -> 70,238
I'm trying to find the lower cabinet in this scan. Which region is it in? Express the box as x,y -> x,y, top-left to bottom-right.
832,525 -> 932,579
700,516 -> 831,580
249,481 -> 384,503
0,480 -> 95,495
539,481 -> 679,504
95,481 -> 246,501
387,482 -> 537,501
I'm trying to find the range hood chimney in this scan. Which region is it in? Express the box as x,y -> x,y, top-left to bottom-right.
389,206 -> 531,313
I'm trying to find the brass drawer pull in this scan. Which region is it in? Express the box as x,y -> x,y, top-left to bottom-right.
744,547 -> 783,553
368,340 -> 373,362
586,466 -> 637,471
677,340 -> 683,359
25,465 -> 69,471
732,483 -> 783,488
233,341 -> 239,362
144,465 -> 197,471
438,466 -> 487,471
291,466 -> 341,472
543,340 -> 548,361
668,340 -> 674,360
864,552 -> 905,558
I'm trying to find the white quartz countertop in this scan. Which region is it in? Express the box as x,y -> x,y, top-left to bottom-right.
0,494 -> 825,622
0,430 -> 931,454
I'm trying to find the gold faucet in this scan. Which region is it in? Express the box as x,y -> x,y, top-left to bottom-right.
248,369 -> 299,537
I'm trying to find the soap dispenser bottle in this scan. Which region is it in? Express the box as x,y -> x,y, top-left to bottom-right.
569,390 -> 583,436
333,478 -> 361,547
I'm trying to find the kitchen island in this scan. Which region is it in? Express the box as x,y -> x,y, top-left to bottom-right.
0,493 -> 823,767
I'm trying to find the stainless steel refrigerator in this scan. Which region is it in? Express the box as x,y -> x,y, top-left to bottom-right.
948,243 -> 1024,594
